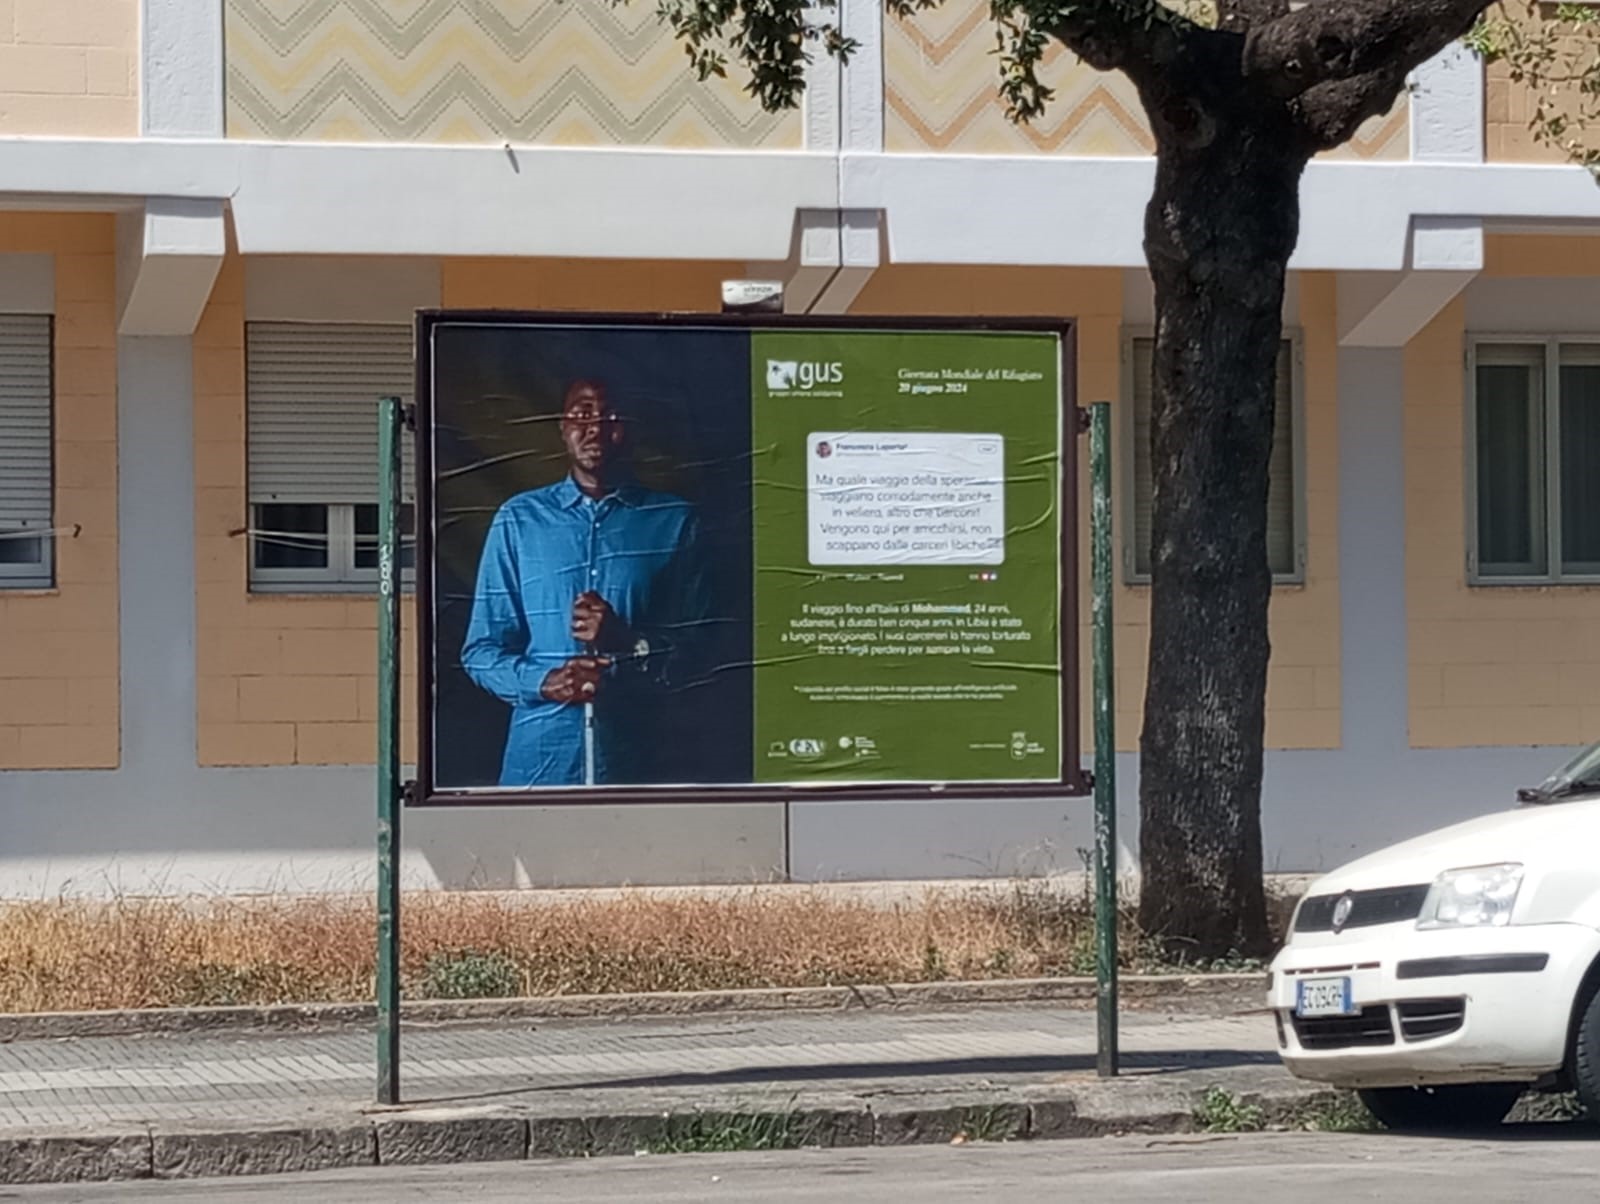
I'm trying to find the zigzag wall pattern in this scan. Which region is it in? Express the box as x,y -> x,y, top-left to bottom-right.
225,0 -> 800,147
885,2 -> 1408,160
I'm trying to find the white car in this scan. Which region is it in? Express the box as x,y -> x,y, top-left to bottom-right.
1269,740 -> 1600,1130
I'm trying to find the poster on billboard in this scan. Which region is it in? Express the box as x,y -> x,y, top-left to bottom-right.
414,312 -> 1083,804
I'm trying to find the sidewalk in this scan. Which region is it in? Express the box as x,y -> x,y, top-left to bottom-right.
0,1001 -> 1324,1184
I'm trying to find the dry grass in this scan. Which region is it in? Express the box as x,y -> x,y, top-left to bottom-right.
0,882 -> 1276,1014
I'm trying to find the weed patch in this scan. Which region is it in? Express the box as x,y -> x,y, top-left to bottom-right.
1195,1087 -> 1266,1134
644,1111 -> 821,1154
1293,1092 -> 1380,1133
419,950 -> 522,1000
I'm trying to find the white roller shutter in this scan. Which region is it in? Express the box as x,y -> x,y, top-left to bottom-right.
0,314 -> 52,533
247,322 -> 414,505
1130,336 -> 1297,578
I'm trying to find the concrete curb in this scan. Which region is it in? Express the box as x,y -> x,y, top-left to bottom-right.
0,1079 -> 1341,1186
0,973 -> 1267,1042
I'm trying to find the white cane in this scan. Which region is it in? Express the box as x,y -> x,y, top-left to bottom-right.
583,661 -> 596,786
582,523 -> 597,787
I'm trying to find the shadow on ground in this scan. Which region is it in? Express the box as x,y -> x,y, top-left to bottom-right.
408,1048 -> 1279,1106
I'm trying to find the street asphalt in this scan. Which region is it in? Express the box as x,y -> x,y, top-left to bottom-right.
8,1130 -> 1598,1202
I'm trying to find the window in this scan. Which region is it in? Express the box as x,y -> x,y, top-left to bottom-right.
1471,339 -> 1600,583
0,314 -> 54,589
246,322 -> 415,591
1123,333 -> 1303,583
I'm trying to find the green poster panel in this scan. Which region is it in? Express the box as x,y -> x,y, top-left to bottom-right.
750,329 -> 1062,785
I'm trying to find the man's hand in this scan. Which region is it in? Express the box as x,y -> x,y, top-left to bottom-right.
572,591 -> 633,652
539,656 -> 610,705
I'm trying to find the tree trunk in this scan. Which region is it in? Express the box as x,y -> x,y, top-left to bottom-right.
1135,105 -> 1311,960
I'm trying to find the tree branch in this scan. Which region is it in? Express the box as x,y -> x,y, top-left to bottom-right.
984,0 -> 1201,121
1239,0 -> 1492,98
1042,0 -> 1195,77
1216,0 -> 1288,36
1292,63 -> 1410,149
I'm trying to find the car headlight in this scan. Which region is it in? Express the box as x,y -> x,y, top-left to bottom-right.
1417,863 -> 1524,930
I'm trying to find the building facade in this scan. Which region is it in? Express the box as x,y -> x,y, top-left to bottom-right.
0,0 -> 1597,894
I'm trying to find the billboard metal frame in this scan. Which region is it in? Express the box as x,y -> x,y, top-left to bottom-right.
410,309 -> 1087,808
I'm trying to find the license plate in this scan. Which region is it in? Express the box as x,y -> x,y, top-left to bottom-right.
1295,976 -> 1356,1018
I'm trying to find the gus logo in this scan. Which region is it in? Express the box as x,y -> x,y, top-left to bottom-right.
787,738 -> 825,760
766,360 -> 844,391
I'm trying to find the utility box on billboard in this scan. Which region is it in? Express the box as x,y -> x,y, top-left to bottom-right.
412,312 -> 1085,805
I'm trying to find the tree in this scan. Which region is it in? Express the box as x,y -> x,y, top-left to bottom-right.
657,0 -> 1512,957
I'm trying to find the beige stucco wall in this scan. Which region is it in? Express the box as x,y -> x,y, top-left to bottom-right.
194,254 -> 420,767
850,266 -> 1342,753
1406,235 -> 1600,748
0,0 -> 136,137
437,258 -> 746,312
0,214 -> 120,769
1269,273 -> 1343,749
1483,1 -> 1578,164
1482,233 -> 1600,279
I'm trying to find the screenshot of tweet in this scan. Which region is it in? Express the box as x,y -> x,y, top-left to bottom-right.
805,432 -> 1006,566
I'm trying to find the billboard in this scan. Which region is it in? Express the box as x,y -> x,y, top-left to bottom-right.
414,312 -> 1083,805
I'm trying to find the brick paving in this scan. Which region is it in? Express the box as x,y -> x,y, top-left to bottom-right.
0,1006 -> 1280,1130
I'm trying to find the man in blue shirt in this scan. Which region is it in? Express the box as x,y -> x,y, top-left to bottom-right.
461,379 -> 710,787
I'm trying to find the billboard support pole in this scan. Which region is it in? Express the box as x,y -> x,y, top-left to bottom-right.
376,395 -> 404,1105
1088,400 -> 1119,1078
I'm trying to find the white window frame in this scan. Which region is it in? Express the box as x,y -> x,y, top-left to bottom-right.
245,319 -> 415,594
0,313 -> 55,590
1466,333 -> 1600,587
0,527 -> 54,589
248,501 -> 414,594
1118,328 -> 1308,586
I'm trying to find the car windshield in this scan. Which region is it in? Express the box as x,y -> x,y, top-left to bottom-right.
1524,740 -> 1600,803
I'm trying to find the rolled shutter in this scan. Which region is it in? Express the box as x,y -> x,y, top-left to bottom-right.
1131,336 -> 1296,578
0,314 -> 53,531
247,322 -> 414,505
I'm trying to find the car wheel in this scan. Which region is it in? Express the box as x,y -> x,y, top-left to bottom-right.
1571,976 -> 1600,1121
1357,1084 -> 1523,1132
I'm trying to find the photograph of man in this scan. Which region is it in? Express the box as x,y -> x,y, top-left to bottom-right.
461,379 -> 710,787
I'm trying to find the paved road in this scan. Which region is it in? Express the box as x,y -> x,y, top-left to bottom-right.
9,1131 -> 1598,1202
0,1006 -> 1276,1129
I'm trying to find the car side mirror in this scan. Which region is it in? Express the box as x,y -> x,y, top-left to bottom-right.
1516,786 -> 1542,804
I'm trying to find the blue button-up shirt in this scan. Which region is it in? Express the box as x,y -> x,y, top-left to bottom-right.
461,476 -> 708,787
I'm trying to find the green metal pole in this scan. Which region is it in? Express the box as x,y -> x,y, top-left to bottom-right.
1089,401 -> 1119,1078
376,396 -> 403,1105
